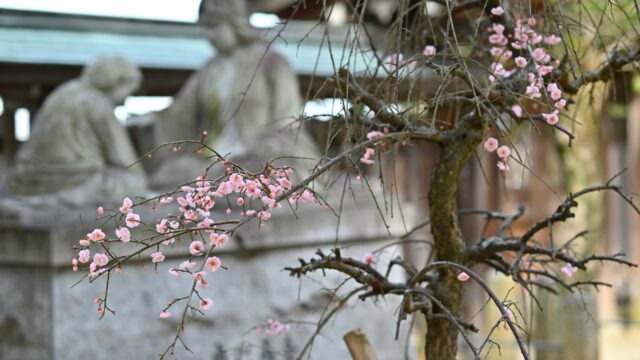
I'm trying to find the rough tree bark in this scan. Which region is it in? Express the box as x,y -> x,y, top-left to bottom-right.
425,115 -> 486,359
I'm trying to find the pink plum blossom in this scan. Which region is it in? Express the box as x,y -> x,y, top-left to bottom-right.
183,210 -> 198,222
547,82 -> 562,100
259,211 -> 272,221
484,137 -> 499,152
87,229 -> 106,242
277,177 -> 292,190
362,252 -> 377,266
491,62 -> 506,76
266,319 -> 290,336
159,311 -> 172,319
537,65 -> 553,76
210,233 -> 229,248
457,272 -> 470,281
244,180 -> 262,199
119,197 -> 133,214
366,130 -> 384,140
97,206 -> 104,215
512,105 -> 523,117
542,110 -> 559,125
423,45 -> 436,56
205,256 -> 222,272
150,251 -> 165,263
268,184 -> 283,198
489,34 -> 507,46
515,56 -> 528,68
125,213 -> 141,228
168,268 -> 180,277
532,48 -> 550,63
179,260 -> 196,270
531,34 -> 543,44
93,253 -> 109,267
159,197 -> 173,204
490,6 -> 504,16
177,197 -> 189,207
497,161 -> 509,172
189,241 -> 205,256
554,99 -> 567,109
561,264 -> 578,277
197,218 -> 214,229
385,53 -> 404,71
496,145 -> 511,159
526,84 -> 541,98
192,271 -> 206,281
229,173 -> 245,191
527,72 -> 536,82
78,249 -> 91,263
199,298 -> 213,311
360,147 -> 375,165
156,219 -> 168,233
298,190 -> 316,204
490,47 -> 503,57
215,181 -> 233,196
544,35 -> 562,45
115,227 -> 131,242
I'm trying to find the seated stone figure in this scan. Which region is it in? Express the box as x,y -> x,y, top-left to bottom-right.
129,0 -> 319,189
0,56 -> 147,224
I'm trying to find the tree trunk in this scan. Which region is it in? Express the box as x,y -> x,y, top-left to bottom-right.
425,121 -> 485,359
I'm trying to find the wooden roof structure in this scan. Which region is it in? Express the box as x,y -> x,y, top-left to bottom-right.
0,9 -> 372,100
0,8 -> 373,162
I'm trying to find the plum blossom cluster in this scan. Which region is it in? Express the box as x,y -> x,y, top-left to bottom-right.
487,6 -> 566,126
72,164 -> 319,318
256,319 -> 290,336
483,136 -> 511,171
359,129 -> 390,166
384,45 -> 437,72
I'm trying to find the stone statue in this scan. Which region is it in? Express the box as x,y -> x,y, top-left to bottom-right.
129,0 -> 319,189
0,56 -> 147,224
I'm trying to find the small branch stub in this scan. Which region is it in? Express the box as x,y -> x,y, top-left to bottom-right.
343,329 -> 378,360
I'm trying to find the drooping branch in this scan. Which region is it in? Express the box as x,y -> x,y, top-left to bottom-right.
559,47 -> 640,95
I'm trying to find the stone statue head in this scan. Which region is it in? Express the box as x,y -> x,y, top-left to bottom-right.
198,0 -> 260,53
81,56 -> 142,105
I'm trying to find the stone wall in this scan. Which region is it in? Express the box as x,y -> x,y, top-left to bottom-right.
0,189 -> 413,359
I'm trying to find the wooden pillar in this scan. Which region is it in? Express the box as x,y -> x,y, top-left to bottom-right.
626,90 -> 640,317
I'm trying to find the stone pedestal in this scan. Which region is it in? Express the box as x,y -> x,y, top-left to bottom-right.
0,190 -> 412,359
